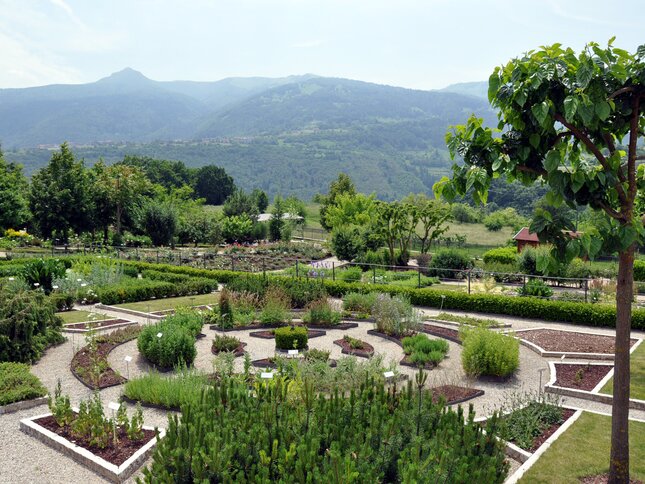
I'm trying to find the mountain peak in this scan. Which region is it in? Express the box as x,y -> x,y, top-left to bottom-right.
97,68 -> 152,85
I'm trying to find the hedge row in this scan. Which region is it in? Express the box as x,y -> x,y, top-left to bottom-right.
634,260 -> 645,282
96,277 -> 217,305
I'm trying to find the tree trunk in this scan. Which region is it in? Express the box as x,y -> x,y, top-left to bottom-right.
116,203 -> 122,236
608,244 -> 634,483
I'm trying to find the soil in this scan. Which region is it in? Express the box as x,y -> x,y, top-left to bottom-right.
421,324 -> 461,344
554,364 -> 613,391
333,338 -> 374,358
527,408 -> 576,452
366,329 -> 404,347
579,474 -> 643,484
306,322 -> 359,330
212,342 -> 247,357
35,415 -> 156,467
64,319 -> 133,330
429,385 -> 484,405
516,329 -> 638,354
249,329 -> 327,339
71,342 -> 126,389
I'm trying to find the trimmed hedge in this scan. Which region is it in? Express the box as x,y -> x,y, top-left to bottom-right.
96,277 -> 217,305
482,247 -> 518,265
635,260 -> 645,282
275,326 -> 308,350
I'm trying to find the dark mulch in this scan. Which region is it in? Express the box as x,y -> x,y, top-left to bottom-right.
307,322 -> 359,330
554,364 -> 613,391
212,342 -> 247,357
579,474 -> 643,483
421,324 -> 461,344
252,357 -> 338,368
211,322 -> 284,332
399,355 -> 438,370
528,408 -> 576,452
35,415 -> 156,466
516,329 -> 638,354
71,342 -> 126,389
333,338 -> 374,358
366,329 -> 404,347
249,329 -> 327,339
64,319 -> 133,330
430,385 -> 484,405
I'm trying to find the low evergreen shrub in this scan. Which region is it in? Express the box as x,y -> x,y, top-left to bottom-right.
460,327 -> 519,378
303,299 -> 340,326
337,266 -> 363,282
274,326 -> 308,350
0,362 -> 47,406
428,249 -> 472,279
137,322 -> 196,369
482,247 -> 518,265
212,335 -> 241,353
402,334 -> 449,366
123,369 -> 208,410
342,291 -> 377,315
372,293 -> 420,336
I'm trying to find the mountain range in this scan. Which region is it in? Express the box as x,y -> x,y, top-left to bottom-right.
1,69 -> 494,199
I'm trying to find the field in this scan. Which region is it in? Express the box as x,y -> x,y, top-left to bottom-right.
57,310 -> 108,324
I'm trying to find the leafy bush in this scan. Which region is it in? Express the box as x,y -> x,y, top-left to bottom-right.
634,259 -> 645,281
565,258 -> 592,279
517,246 -> 551,276
123,369 -> 208,410
142,269 -> 191,284
429,249 -> 472,278
303,299 -> 340,326
0,362 -> 47,405
482,247 -> 518,265
460,327 -> 519,378
331,226 -> 364,261
402,334 -> 449,366
343,334 -> 365,349
337,266 -> 363,282
163,309 -> 203,337
342,291 -> 377,315
517,279 -> 553,298
372,293 -> 420,336
274,278 -> 327,309
259,286 -> 291,325
212,335 -> 241,353
497,394 -> 565,450
20,258 -> 66,294
50,292 -> 76,311
274,326 -> 308,350
305,348 -> 330,362
96,277 -> 216,305
451,203 -> 479,223
140,377 -> 508,482
137,322 -> 196,369
481,262 -> 523,283
416,253 -> 431,274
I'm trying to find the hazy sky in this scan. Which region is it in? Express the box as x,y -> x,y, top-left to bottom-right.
0,0 -> 643,90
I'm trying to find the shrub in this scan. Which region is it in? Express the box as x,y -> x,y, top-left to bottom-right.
460,327 -> 519,378
303,299 -> 340,326
565,258 -> 592,279
451,203 -> 479,223
274,278 -> 327,309
483,215 -> 504,231
635,260 -> 645,281
482,247 -> 518,265
481,262 -> 522,283
429,249 -> 472,278
137,322 -> 196,369
218,287 -> 234,328
163,309 -> 203,337
517,279 -> 553,298
259,286 -> 291,325
212,335 -> 241,353
305,348 -> 330,362
142,269 -> 191,284
226,275 -> 269,297
274,326 -> 308,350
0,362 -> 47,406
123,369 -> 208,410
372,293 -> 421,336
331,226 -> 364,261
96,277 -> 216,305
337,266 -> 363,282
50,292 -> 76,311
355,249 -> 386,268
435,312 -> 500,328
342,292 -> 377,315
402,334 -> 449,366
343,335 -> 365,349
20,258 -> 66,294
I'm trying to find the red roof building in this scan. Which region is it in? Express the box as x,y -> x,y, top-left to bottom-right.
512,227 -> 583,252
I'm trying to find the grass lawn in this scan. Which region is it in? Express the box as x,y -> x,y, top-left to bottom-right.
57,310 -> 108,324
114,293 -> 219,312
444,223 -> 515,247
600,341 -> 645,400
519,412 -> 645,483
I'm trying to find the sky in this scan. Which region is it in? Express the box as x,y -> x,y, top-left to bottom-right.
0,0 -> 643,91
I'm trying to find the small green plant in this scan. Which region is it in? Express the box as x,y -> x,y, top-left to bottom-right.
218,287 -> 234,329
460,327 -> 519,378
303,298 -> 340,326
517,278 -> 554,298
48,379 -> 73,428
343,335 -> 365,349
212,335 -> 241,353
305,348 -> 330,362
274,325 -> 308,350
372,293 -> 420,336
402,334 -> 449,367
124,369 -> 208,410
435,312 -> 500,328
71,392 -> 111,449
342,292 -> 377,316
137,322 -> 196,369
0,362 -> 47,406
259,286 -> 291,325
337,266 -> 363,282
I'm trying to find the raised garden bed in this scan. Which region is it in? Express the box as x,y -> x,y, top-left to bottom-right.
210,322 -> 284,332
249,328 -> 326,340
20,412 -> 162,483
524,408 -> 576,452
553,363 -> 613,391
366,329 -> 405,347
252,357 -> 338,368
333,338 -> 374,358
211,342 -> 247,357
70,326 -> 141,390
399,354 -> 439,370
63,319 -> 135,333
306,322 -> 359,330
421,324 -> 461,344
515,328 -> 638,354
430,385 -> 484,405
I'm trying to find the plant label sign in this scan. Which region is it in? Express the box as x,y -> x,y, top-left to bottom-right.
108,402 -> 121,411
124,356 -> 132,363
157,332 -> 163,338
288,349 -> 299,356
383,371 -> 395,379
260,372 -> 274,379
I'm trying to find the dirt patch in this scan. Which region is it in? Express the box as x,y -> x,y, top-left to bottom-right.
579,474 -> 643,483
422,324 -> 461,344
516,329 -> 638,354
35,415 -> 156,467
430,385 -> 484,405
64,319 -> 133,330
333,338 -> 374,358
554,364 -> 613,391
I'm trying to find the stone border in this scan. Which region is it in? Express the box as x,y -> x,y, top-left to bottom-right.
512,327 -> 641,361
62,319 -> 137,334
425,317 -> 512,329
20,411 -> 165,483
95,304 -> 164,321
505,409 -> 584,483
0,396 -> 48,415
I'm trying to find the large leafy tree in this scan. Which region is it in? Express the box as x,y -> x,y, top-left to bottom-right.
0,151 -> 30,231
435,40 -> 645,482
194,165 -> 236,205
120,155 -> 193,190
318,173 -> 357,230
29,143 -> 92,242
403,193 -> 452,253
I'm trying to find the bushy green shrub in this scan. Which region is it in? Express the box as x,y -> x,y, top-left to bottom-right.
212,335 -> 241,353
429,249 -> 472,278
123,369 -> 208,410
274,278 -> 327,309
402,334 -> 449,366
259,287 -> 291,325
497,395 -> 565,450
274,326 -> 308,350
20,258 -> 66,294
460,327 -> 519,378
163,309 -> 203,337
142,269 -> 191,284
337,266 -> 363,282
305,348 -> 330,362
218,288 -> 234,328
372,293 -> 420,336
303,299 -> 340,326
50,292 -> 76,311
481,262 -> 523,283
0,362 -> 47,405
342,292 -> 377,315
331,226 -> 364,261
96,277 -> 216,305
482,247 -> 518,265
517,279 -> 553,298
565,258 -> 592,279
137,322 -> 196,369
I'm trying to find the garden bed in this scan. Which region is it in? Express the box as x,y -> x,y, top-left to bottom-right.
251,358 -> 338,368
553,363 -> 613,391
399,354 -> 439,370
421,324 -> 461,344
515,328 -> 638,354
63,319 -> 135,333
249,328 -> 327,340
210,322 -> 284,332
430,385 -> 484,405
20,412 -> 162,483
525,408 -> 576,452
211,342 -> 247,357
333,338 -> 374,358
366,329 -> 405,347
306,322 -> 359,330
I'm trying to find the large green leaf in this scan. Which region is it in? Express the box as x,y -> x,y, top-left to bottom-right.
531,101 -> 549,125
563,96 -> 579,122
595,101 -> 611,121
576,62 -> 593,88
544,150 -> 561,172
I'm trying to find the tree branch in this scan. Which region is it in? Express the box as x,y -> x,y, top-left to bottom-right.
598,201 -> 624,221
627,94 -> 641,206
608,86 -> 636,100
602,132 -> 617,155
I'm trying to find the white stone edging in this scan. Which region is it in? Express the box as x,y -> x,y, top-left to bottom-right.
424,317 -> 512,329
62,320 -> 137,333
20,411 -> 164,483
0,396 -> 48,415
